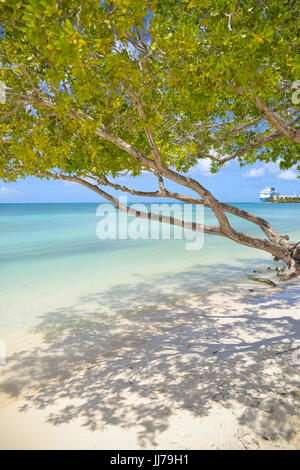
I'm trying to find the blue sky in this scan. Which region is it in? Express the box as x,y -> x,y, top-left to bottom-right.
0,159 -> 299,203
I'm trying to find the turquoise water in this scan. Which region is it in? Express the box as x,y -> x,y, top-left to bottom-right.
0,202 -> 300,347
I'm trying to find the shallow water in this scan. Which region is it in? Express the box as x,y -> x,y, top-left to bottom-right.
0,202 -> 300,349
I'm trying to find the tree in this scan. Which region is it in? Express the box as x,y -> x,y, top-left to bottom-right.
0,0 -> 299,278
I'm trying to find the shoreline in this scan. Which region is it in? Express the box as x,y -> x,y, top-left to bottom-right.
0,274 -> 299,450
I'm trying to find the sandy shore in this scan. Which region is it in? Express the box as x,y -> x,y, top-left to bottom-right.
0,273 -> 299,450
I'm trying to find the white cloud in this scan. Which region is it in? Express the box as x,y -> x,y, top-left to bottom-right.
277,170 -> 298,181
197,159 -> 212,176
243,168 -> 265,178
243,162 -> 299,182
189,148 -> 230,177
190,158 -> 218,177
0,187 -> 21,198
263,162 -> 279,174
262,161 -> 299,181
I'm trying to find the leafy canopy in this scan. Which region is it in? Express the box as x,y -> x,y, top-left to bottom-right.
0,0 -> 299,183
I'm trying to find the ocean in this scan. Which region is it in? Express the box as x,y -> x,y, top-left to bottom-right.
0,202 -> 300,352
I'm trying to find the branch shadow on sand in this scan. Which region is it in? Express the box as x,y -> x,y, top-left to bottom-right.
1,260 -> 299,447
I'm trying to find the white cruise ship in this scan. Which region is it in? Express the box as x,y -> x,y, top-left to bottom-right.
259,187 -> 279,202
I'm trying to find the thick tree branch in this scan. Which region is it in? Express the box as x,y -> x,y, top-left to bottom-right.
88,174 -> 286,243
35,170 -> 222,236
254,97 -> 300,145
34,170 -> 293,263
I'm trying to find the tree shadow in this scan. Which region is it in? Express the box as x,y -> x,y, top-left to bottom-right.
0,261 -> 299,447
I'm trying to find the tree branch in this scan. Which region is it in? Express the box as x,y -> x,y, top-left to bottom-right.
215,80 -> 300,145
123,82 -> 163,169
254,97 -> 300,145
34,170 -> 291,261
35,170 -> 222,236
92,174 -> 290,245
91,174 -> 205,205
197,132 -> 282,164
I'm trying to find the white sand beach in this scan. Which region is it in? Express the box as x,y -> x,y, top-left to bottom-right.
0,274 -> 299,450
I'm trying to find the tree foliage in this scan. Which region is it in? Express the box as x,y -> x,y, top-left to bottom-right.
0,0 -> 299,183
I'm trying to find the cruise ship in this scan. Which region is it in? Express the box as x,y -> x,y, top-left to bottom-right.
259,187 -> 279,202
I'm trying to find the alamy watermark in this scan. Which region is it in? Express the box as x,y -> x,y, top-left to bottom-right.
291,80 -> 300,105
0,80 -> 6,104
0,340 -> 6,366
96,197 -> 205,250
291,339 -> 300,365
